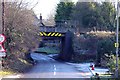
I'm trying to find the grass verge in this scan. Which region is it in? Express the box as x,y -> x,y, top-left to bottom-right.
34,47 -> 59,54
0,70 -> 15,77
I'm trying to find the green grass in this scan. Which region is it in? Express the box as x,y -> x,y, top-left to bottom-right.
91,73 -> 113,80
34,47 -> 60,54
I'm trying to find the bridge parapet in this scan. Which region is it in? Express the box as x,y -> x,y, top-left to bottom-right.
40,26 -> 68,33
40,26 -> 55,32
40,26 -> 76,34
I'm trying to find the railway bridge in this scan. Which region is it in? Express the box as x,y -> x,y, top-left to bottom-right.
39,16 -> 74,61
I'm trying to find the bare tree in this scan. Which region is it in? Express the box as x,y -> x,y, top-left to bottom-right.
3,0 -> 40,70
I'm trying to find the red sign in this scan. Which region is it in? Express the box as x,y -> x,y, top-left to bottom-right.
0,34 -> 6,52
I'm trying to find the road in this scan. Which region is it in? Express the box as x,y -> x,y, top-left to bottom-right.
20,53 -> 85,78
1,53 -> 109,79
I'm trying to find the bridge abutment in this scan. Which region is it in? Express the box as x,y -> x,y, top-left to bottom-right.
58,30 -> 74,61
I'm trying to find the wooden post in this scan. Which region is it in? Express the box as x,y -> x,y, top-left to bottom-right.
0,1 -> 2,34
0,0 -> 2,72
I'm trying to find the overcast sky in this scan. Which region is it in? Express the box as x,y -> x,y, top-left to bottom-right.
5,0 -> 118,19
33,0 -> 59,19
32,0 -> 79,19
21,0 -> 117,19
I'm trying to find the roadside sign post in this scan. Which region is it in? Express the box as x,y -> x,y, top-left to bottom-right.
115,0 -> 120,78
0,34 -> 6,69
115,0 -> 119,78
115,43 -> 119,48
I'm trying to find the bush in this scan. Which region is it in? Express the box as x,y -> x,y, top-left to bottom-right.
107,55 -> 120,76
96,37 -> 115,66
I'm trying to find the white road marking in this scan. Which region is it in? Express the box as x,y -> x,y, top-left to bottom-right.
53,65 -> 56,75
54,71 -> 56,75
54,65 -> 57,70
3,75 -> 21,78
54,67 -> 56,70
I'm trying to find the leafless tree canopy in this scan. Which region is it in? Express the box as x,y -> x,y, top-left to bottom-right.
4,0 -> 40,59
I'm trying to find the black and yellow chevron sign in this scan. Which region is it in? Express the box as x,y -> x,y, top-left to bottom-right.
40,32 -> 62,37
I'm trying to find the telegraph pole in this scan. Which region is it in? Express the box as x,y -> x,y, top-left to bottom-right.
115,0 -> 119,78
0,1 -> 2,33
2,0 -> 4,34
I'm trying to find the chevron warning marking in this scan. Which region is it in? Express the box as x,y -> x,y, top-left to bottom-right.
58,34 -> 62,36
48,32 -> 51,36
39,32 -> 63,37
43,32 -> 47,36
55,33 -> 59,36
40,32 -> 43,36
51,33 -> 55,36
